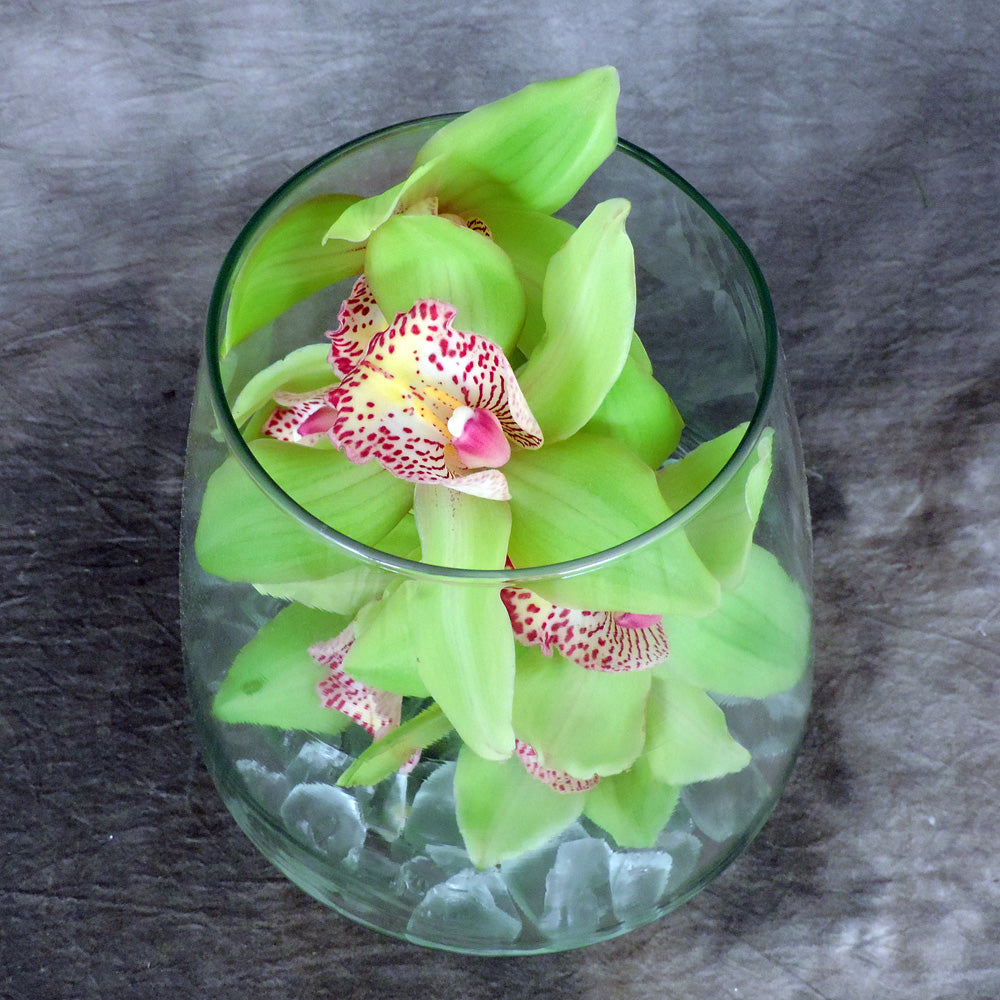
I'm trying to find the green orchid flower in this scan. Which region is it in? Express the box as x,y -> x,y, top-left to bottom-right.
223,67 -> 620,356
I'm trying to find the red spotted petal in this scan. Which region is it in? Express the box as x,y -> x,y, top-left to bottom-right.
262,388 -> 338,445
311,627 -> 402,739
501,588 -> 669,672
515,738 -> 599,793
327,298 -> 542,499
327,275 -> 388,378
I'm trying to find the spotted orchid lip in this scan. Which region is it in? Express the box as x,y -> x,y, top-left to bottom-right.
263,290 -> 543,500
500,586 -> 669,673
326,298 -> 542,499
515,739 -> 599,793
311,626 -> 420,773
327,275 -> 387,378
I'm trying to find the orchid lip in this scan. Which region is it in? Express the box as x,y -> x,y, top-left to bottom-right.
324,298 -> 541,499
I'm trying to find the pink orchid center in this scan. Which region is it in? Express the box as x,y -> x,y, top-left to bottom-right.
447,406 -> 511,469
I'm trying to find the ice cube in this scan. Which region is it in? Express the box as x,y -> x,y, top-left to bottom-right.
279,782 -> 366,861
609,850 -> 673,919
285,739 -> 352,785
425,843 -> 473,875
406,869 -> 522,946
235,758 -> 291,815
499,822 -> 590,921
360,772 -> 408,842
395,844 -> 471,902
539,838 -> 614,936
681,763 -> 772,843
657,829 -> 703,891
396,854 -> 447,901
404,762 -> 461,849
719,686 -> 809,760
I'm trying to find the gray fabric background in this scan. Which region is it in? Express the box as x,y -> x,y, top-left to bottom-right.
3,1 -> 998,997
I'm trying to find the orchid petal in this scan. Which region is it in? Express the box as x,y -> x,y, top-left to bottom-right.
413,482 -> 511,569
224,193 -> 363,354
512,644 -> 651,779
514,739 -> 599,793
404,488 -> 515,759
327,274 -> 388,377
261,387 -> 337,444
643,675 -> 751,785
194,439 -> 413,583
472,204 -> 575,356
250,514 -> 418,616
329,300 -> 541,497
366,213 -> 525,354
655,545 -> 811,699
321,159 -> 439,245
338,589 -> 430,696
582,755 -> 681,848
338,705 -> 453,787
414,67 -> 619,216
229,343 -> 336,432
505,434 -> 720,616
657,424 -> 774,588
501,587 -> 669,672
517,199 -> 636,441
252,569 -> 384,617
628,330 -> 654,375
212,603 -> 353,736
409,581 -> 517,761
455,747 -> 585,869
583,355 -> 684,469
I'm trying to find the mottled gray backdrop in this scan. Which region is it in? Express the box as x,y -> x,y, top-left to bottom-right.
2,1 -> 999,997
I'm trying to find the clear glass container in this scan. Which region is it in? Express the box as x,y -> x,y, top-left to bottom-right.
180,116 -> 812,954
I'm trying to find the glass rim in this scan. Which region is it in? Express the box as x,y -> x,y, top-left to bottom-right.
205,115 -> 779,584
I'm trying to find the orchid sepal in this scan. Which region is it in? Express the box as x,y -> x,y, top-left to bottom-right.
194,439 -> 414,584
517,198 -> 636,441
365,213 -> 525,355
471,204 -> 576,356
643,675 -> 751,786
657,423 -> 774,588
321,158 -> 440,245
583,355 -> 685,469
335,590 -> 431,697
229,343 -> 336,435
406,487 -> 516,760
224,193 -> 364,355
211,603 -> 354,736
655,544 -> 811,699
249,514 -> 418,616
582,756 -> 681,848
511,644 -> 651,779
504,434 -> 720,617
455,748 -> 586,869
413,67 -> 619,216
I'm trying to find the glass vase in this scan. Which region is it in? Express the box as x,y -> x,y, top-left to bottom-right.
180,115 -> 812,954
